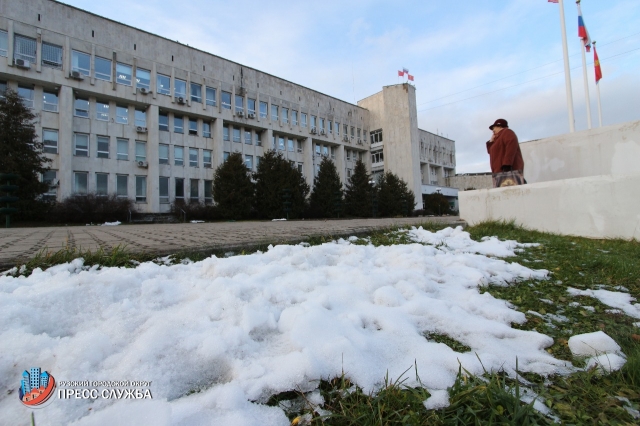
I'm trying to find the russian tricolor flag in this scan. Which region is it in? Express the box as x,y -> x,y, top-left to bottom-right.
577,2 -> 592,52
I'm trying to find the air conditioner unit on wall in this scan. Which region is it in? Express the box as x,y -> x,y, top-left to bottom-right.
15,58 -> 30,69
136,126 -> 148,133
310,127 -> 317,134
247,113 -> 256,119
176,97 -> 185,105
50,179 -> 59,187
319,129 -> 326,135
70,70 -> 84,80
137,161 -> 148,168
343,135 -> 349,142
138,87 -> 150,94
236,111 -> 244,117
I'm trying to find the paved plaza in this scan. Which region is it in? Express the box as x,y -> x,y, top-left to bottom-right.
0,217 -> 464,268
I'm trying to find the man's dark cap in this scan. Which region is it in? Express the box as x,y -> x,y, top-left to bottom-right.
489,118 -> 508,130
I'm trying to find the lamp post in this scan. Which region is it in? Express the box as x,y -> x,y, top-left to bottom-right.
436,188 -> 442,216
368,180 -> 377,218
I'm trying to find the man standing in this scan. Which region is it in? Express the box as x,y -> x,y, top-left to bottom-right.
486,118 -> 525,187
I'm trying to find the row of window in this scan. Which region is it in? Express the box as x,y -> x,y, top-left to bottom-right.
43,170 -> 214,204
159,112 -> 211,137
1,32 -> 368,139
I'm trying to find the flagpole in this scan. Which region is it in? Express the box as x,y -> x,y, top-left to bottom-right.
594,41 -> 603,127
558,0 -> 575,133
577,1 -> 592,129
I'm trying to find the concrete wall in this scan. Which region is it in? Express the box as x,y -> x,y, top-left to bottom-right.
459,173 -> 640,240
448,173 -> 493,191
521,120 -> 640,183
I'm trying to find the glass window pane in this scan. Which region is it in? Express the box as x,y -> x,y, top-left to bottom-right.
175,178 -> 184,198
174,116 -> 183,133
74,133 -> 89,156
135,109 -> 146,127
14,35 -> 36,63
203,150 -> 212,168
96,173 -> 108,195
72,50 -> 90,76
116,105 -> 128,124
223,127 -> 230,141
175,79 -> 187,97
206,87 -> 216,106
159,177 -> 169,203
190,179 -> 199,199
233,127 -> 240,143
97,136 -> 109,158
0,30 -> 7,57
116,175 -> 128,197
159,113 -> 169,131
245,155 -> 253,170
235,95 -> 244,113
96,101 -> 109,121
189,118 -> 198,135
74,172 -> 88,194
159,144 -> 169,164
117,139 -> 129,160
203,122 -> 211,138
271,105 -> 279,121
174,146 -> 184,166
43,130 -> 58,154
135,141 -> 146,162
259,101 -> 267,118
136,176 -> 147,202
136,68 -> 151,90
245,130 -> 251,144
221,91 -> 231,109
42,42 -> 63,68
247,98 -> 256,114
43,91 -> 58,112
95,57 -> 112,81
157,74 -> 171,95
116,63 -> 133,86
191,83 -> 202,102
189,148 -> 198,167
74,97 -> 89,117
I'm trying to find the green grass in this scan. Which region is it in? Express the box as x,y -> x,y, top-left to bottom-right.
5,220 -> 640,423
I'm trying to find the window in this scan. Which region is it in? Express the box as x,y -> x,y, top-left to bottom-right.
175,178 -> 184,200
159,112 -> 169,131
245,155 -> 253,170
116,105 -> 128,124
43,91 -> 58,112
204,180 -> 213,204
221,91 -> 231,109
190,179 -> 199,201
315,144 -> 321,156
271,105 -> 279,122
96,173 -> 108,195
223,151 -> 230,162
320,118 -> 325,132
372,150 -> 384,163
278,137 -> 285,151
135,176 -> 147,202
188,118 -> 198,135
233,127 -> 241,143
328,121 -> 332,134
203,122 -> 211,138
247,98 -> 256,115
43,130 -> 58,154
157,74 -> 171,95
351,126 -> 355,138
205,87 -> 216,106
288,139 -> 294,152
174,146 -> 184,166
311,116 -> 317,130
135,141 -> 146,162
292,110 -> 298,126
223,127 -> 230,141
191,83 -> 202,103
72,50 -> 90,76
74,97 -> 89,117
174,116 -> 183,133
18,86 -> 34,109
42,170 -> 57,200
235,95 -> 244,114
0,81 -> 5,100
255,132 -> 262,146
336,122 -> 340,135
297,140 -> 303,153
259,101 -> 267,118
74,172 -> 88,194
301,113 -> 307,128
136,68 -> 151,90
346,150 -> 351,161
74,133 -> 89,156
357,128 -> 361,139
189,148 -> 198,167
96,101 -> 109,121
297,163 -> 303,174
203,150 -> 212,168
0,30 -> 7,57
323,146 -> 329,157
117,139 -> 129,160
14,34 -> 36,63
116,175 -> 128,198
42,42 -> 63,69
116,63 -> 133,86
347,168 -> 352,178
94,57 -> 112,81
344,124 -> 348,135
175,79 -> 187,99
281,108 -> 288,124
331,146 -> 335,159
244,130 -> 251,145
371,129 -> 383,143
159,144 -> 169,164
97,136 -> 109,158
159,177 -> 169,204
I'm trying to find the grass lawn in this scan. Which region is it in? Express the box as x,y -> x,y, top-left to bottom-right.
5,221 -> 639,424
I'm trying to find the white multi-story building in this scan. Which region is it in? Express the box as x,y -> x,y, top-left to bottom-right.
0,0 -> 457,213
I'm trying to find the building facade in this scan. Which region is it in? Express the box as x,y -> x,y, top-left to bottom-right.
0,0 -> 457,213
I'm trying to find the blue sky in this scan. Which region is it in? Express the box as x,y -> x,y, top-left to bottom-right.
60,0 -> 640,173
